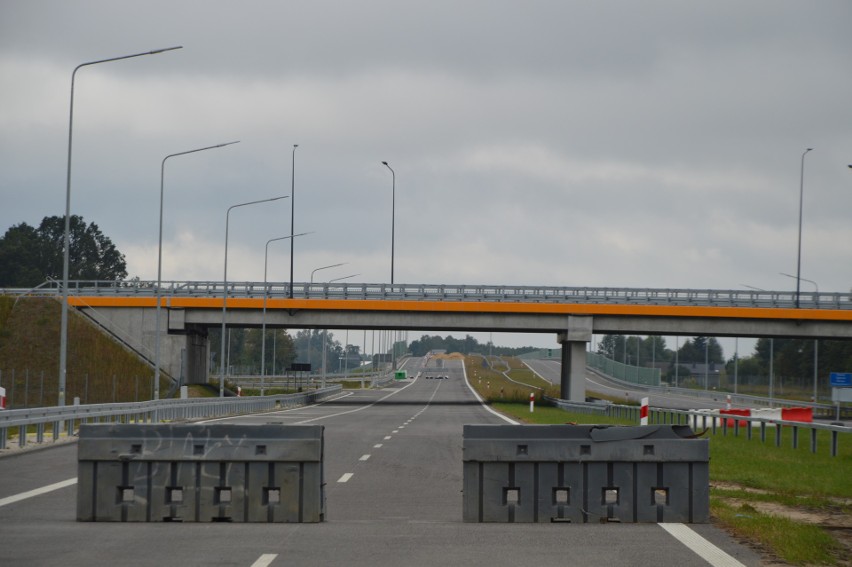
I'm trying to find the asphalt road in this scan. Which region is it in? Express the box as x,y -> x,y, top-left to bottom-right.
0,357 -> 764,566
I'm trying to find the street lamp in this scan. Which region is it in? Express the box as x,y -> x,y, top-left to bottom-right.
220,195 -> 288,397
59,46 -> 182,407
289,144 -> 299,300
310,263 -> 346,285
795,147 -> 813,308
321,273 -> 359,388
261,232 -> 311,395
780,272 -> 820,402
307,263 -> 346,375
780,272 -> 818,295
154,141 -> 239,400
381,161 -> 395,285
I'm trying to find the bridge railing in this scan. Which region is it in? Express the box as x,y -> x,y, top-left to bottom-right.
4,280 -> 851,309
0,385 -> 342,451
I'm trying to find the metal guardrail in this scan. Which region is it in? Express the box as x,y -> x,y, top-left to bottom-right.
0,385 -> 342,451
227,371 -> 386,387
3,280 -> 851,309
585,367 -> 850,420
545,396 -> 850,457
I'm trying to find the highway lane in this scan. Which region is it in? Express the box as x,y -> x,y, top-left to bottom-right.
0,357 -> 763,566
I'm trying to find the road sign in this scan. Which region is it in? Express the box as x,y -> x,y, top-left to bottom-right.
829,372 -> 852,387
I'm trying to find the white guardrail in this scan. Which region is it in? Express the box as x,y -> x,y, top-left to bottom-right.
0,385 -> 342,451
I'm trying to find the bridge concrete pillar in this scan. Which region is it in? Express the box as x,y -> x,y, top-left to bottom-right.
557,316 -> 593,402
183,325 -> 210,386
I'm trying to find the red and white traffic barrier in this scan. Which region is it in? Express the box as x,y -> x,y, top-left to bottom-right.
640,397 -> 649,425
0,386 -> 6,409
529,392 -> 535,413
689,406 -> 813,429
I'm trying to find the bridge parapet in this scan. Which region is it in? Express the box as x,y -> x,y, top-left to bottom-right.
6,280 -> 851,310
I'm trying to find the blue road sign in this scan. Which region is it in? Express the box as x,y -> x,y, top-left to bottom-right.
829,372 -> 852,387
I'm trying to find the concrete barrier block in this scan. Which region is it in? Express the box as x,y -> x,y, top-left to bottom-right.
463,424 -> 708,523
77,423 -> 324,523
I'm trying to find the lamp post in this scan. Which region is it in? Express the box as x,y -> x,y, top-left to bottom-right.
220,195 -> 288,397
310,263 -> 346,285
306,263 -> 346,377
261,232 -> 310,395
322,274 -> 359,388
154,141 -> 239,400
780,272 -> 820,402
795,148 -> 813,308
289,144 -> 299,300
59,45 -> 182,407
381,161 -> 395,285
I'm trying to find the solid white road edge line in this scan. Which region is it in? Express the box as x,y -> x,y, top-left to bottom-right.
462,360 -> 518,425
659,523 -> 746,567
250,554 -> 278,567
0,477 -> 77,508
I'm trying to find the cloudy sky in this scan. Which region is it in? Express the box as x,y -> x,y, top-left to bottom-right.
2,1 -> 851,353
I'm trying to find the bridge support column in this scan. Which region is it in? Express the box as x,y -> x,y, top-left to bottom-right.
557,316 -> 593,402
183,325 -> 209,386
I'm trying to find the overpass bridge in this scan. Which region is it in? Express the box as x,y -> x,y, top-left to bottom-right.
20,280 -> 852,402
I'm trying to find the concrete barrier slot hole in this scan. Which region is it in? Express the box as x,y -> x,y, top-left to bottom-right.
265,487 -> 280,504
216,487 -> 232,504
603,488 -> 618,505
504,488 -> 520,505
168,487 -> 183,503
118,486 -> 134,503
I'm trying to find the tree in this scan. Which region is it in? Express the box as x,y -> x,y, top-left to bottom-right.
0,222 -> 43,286
0,215 -> 127,287
597,334 -> 623,359
677,336 -> 724,364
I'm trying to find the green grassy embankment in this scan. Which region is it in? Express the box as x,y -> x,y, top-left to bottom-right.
0,296 -> 160,407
